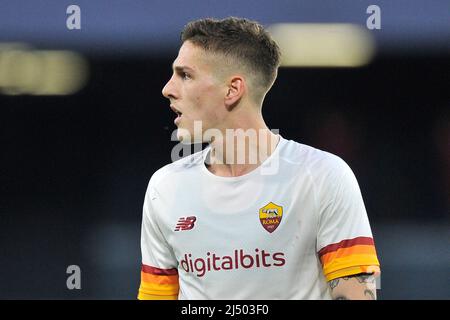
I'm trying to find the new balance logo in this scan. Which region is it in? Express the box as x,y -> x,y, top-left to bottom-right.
174,216 -> 197,231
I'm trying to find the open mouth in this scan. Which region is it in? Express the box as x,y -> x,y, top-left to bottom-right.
170,105 -> 182,117
170,105 -> 182,124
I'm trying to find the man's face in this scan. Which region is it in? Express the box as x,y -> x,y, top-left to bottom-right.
162,41 -> 227,142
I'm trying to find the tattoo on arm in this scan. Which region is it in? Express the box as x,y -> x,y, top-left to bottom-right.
364,289 -> 376,300
329,279 -> 340,290
328,277 -> 350,291
356,274 -> 376,284
328,273 -> 377,300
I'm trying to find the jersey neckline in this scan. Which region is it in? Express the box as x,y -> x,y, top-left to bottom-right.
199,134 -> 287,182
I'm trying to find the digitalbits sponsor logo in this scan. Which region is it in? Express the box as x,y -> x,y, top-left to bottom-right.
180,249 -> 286,277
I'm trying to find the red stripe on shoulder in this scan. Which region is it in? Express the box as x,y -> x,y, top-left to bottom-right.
141,264 -> 178,275
318,236 -> 374,257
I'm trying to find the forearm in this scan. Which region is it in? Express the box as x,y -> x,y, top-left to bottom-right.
328,273 -> 377,300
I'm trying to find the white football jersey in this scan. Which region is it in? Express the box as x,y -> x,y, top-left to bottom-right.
138,136 -> 380,300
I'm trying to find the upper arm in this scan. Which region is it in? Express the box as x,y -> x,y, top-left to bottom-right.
316,157 -> 381,284
328,273 -> 378,300
138,182 -> 180,300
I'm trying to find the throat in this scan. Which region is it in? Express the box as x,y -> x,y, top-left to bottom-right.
204,131 -> 280,177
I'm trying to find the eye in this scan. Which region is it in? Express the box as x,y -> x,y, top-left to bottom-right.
181,72 -> 191,80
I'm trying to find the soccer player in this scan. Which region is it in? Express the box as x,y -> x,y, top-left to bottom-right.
138,17 -> 380,300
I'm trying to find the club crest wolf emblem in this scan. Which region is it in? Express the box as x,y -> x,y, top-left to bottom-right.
259,202 -> 283,233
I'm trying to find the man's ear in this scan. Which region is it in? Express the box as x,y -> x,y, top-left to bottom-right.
224,76 -> 245,111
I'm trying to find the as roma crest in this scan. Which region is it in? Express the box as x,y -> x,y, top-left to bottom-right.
259,202 -> 283,233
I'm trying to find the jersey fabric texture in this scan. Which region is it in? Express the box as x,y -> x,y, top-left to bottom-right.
138,136 -> 380,300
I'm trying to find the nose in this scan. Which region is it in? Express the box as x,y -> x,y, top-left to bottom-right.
162,75 -> 177,99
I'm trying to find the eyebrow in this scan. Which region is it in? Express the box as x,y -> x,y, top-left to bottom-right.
172,63 -> 195,73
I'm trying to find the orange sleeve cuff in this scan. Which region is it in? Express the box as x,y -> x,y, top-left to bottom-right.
325,265 -> 381,282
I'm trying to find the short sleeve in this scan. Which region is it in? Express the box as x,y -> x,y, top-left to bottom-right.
138,182 -> 179,300
316,158 -> 380,282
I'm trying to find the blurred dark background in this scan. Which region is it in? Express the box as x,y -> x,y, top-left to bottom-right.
0,0 -> 449,299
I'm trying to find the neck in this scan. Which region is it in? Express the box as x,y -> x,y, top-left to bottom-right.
206,112 -> 280,177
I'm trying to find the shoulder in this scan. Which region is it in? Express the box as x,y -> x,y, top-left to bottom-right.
146,147 -> 206,191
280,138 -> 351,179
